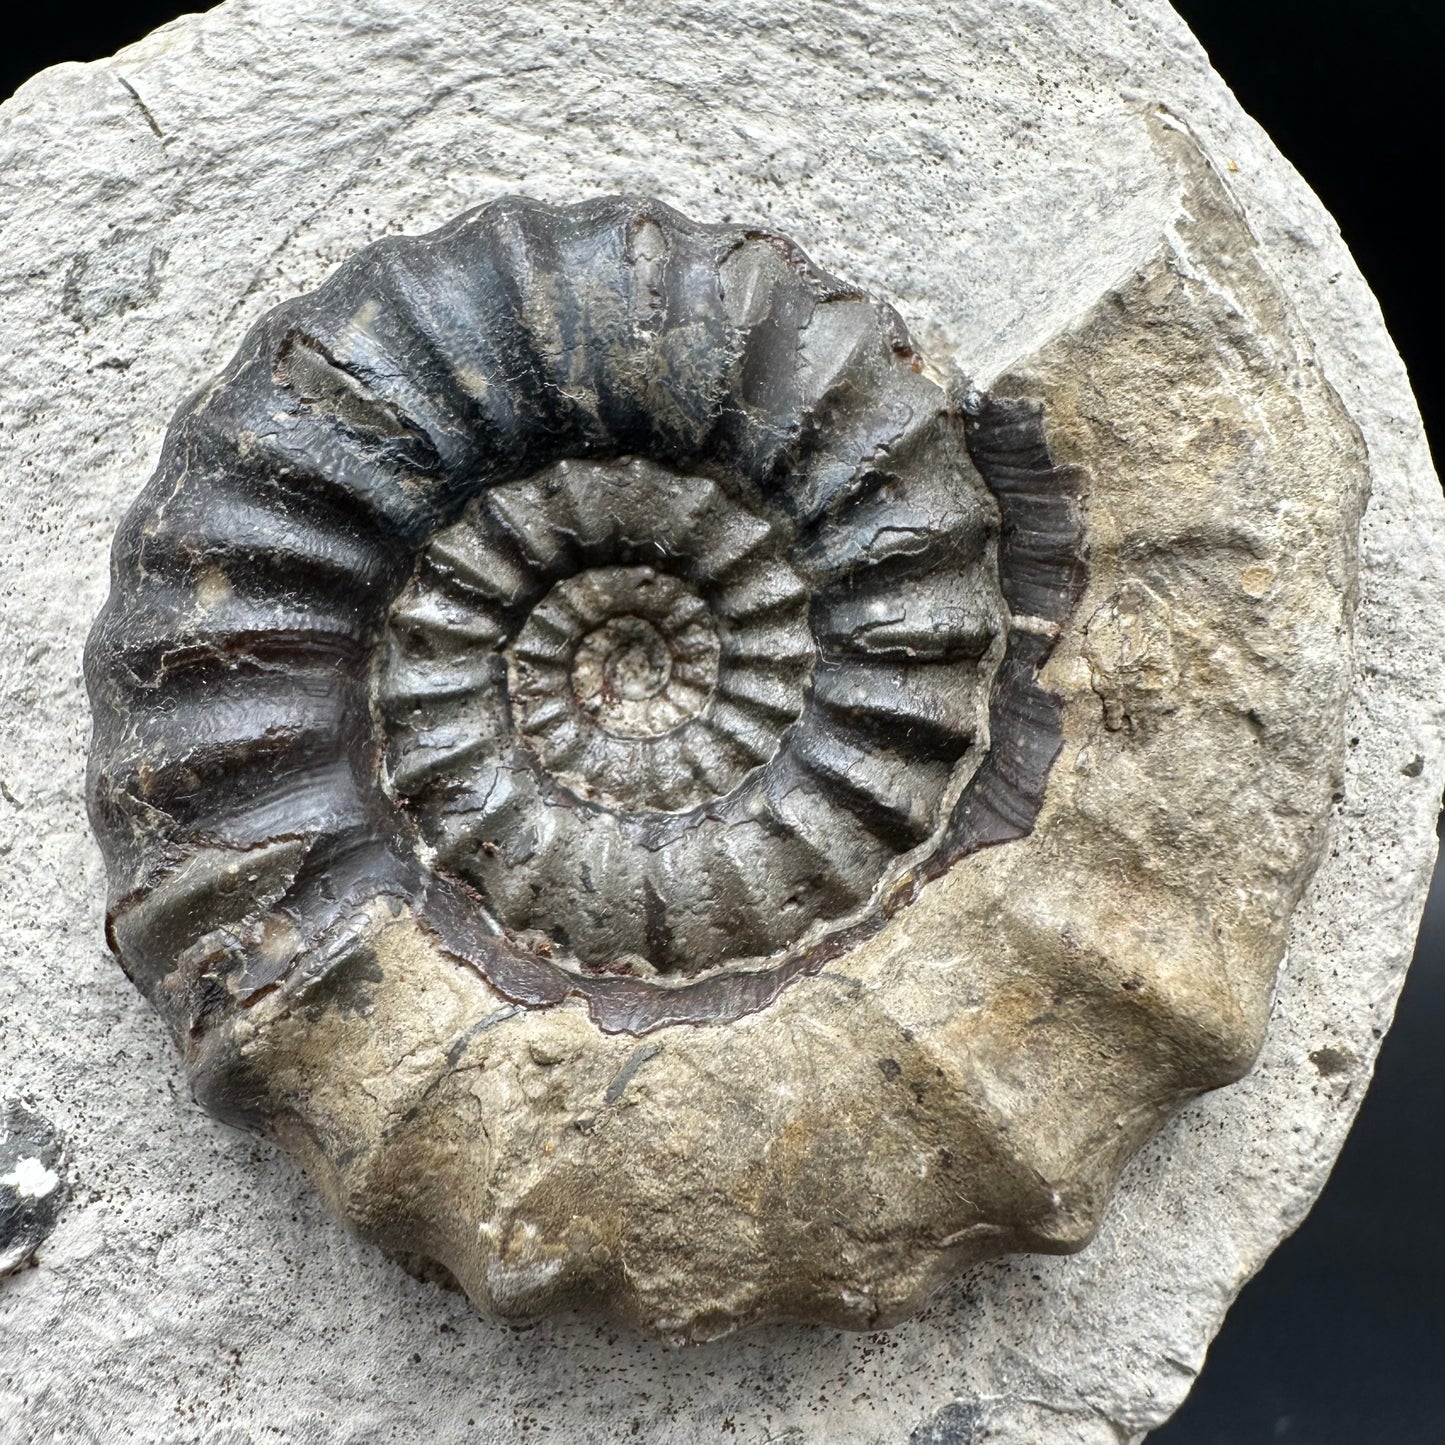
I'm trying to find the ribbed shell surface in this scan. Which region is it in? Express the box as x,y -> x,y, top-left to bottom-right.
85,196 -> 1082,1046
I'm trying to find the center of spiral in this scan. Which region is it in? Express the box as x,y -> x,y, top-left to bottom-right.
575,615 -> 674,720
508,565 -> 727,807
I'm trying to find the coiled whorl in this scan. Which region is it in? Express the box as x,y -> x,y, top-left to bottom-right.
85,196 -> 1083,1047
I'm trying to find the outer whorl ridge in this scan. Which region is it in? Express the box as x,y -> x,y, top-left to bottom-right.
85,196 -> 1083,1058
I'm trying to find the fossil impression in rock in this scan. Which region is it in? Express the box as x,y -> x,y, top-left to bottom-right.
86,119 -> 1369,1340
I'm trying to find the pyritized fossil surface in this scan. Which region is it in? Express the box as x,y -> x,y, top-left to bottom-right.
84,117 -> 1367,1341
88,193 -> 1081,1042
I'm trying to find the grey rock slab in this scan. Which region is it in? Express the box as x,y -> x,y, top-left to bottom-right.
0,1 -> 1440,1441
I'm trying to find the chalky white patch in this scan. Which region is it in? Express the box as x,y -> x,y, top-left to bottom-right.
0,1157 -> 61,1201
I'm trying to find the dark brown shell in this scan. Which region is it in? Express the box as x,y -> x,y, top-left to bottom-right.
84,197 -> 1084,1078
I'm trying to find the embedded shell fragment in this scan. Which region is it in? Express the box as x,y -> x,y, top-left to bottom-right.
86,118 -> 1369,1342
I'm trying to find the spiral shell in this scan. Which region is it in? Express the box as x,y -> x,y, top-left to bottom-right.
79,115 -> 1371,1343
86,196 -> 1080,1037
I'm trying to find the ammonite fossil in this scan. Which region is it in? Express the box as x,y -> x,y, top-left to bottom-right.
86,127 -> 1366,1340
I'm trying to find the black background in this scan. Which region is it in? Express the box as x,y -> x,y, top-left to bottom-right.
4,4 -> 1441,1441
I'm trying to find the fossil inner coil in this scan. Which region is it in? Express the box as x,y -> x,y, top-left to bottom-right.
379,453 -> 1005,976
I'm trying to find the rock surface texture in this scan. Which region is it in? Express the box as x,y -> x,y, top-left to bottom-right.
1,2 -> 1441,1442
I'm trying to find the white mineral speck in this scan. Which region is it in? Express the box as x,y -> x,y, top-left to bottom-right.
1,1156 -> 60,1200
